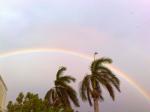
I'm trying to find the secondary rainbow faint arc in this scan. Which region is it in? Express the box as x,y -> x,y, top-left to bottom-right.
0,48 -> 149,103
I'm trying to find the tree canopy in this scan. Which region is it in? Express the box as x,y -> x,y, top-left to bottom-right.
7,92 -> 68,112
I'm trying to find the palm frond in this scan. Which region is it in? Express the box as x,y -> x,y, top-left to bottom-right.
56,67 -> 67,79
91,58 -> 112,73
96,75 -> 115,100
87,87 -> 93,106
67,88 -> 80,107
79,75 -> 91,101
97,58 -> 112,65
106,74 -> 121,92
96,66 -> 113,74
105,84 -> 115,100
55,80 -> 79,107
96,66 -> 120,92
96,65 -> 121,92
59,76 -> 76,83
45,88 -> 58,106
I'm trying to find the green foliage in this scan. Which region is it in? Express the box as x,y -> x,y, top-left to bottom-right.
7,92 -> 66,112
80,57 -> 121,105
45,66 -> 80,111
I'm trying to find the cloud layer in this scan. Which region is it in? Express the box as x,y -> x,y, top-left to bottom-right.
0,0 -> 150,111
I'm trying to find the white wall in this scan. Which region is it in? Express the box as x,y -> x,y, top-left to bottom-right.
0,77 -> 7,111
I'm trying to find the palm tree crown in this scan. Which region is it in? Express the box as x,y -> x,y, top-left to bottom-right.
45,67 -> 80,109
80,57 -> 121,106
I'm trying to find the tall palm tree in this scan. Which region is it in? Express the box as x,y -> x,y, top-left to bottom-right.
45,67 -> 80,111
80,54 -> 120,112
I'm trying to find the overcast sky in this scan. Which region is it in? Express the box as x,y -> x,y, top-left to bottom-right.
0,0 -> 150,111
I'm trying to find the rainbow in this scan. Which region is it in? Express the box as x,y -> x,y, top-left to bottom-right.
0,48 -> 149,103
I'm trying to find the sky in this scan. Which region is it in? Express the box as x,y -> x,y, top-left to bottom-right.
0,0 -> 150,111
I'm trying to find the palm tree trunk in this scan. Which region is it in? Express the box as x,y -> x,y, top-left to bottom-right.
94,98 -> 99,112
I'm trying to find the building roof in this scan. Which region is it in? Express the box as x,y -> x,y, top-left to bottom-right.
0,75 -> 8,91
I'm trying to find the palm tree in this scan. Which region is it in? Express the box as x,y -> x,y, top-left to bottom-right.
80,53 -> 120,112
45,67 -> 80,111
